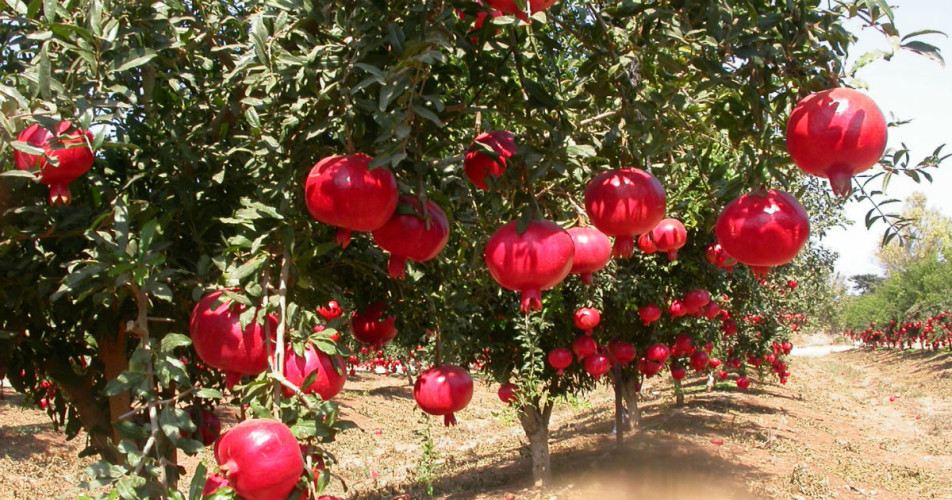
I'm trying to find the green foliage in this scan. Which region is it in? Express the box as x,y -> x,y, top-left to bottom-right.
843,255 -> 952,330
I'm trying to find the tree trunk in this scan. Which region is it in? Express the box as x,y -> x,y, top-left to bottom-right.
673,377 -> 684,406
612,365 -> 624,445
101,325 -> 131,443
45,354 -> 121,464
518,401 -> 553,487
621,373 -> 641,430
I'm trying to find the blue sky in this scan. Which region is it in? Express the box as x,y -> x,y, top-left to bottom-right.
821,0 -> 952,279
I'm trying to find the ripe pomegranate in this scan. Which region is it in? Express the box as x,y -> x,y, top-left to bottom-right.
484,219 -> 575,313
638,357 -> 663,377
701,302 -> 721,320
670,366 -> 686,380
567,227 -> 612,284
689,351 -> 709,372
413,365 -> 474,426
498,383 -> 517,404
703,341 -> 715,353
282,343 -> 347,401
15,122 -> 95,205
649,218 -> 687,261
548,348 -> 573,375
189,406 -> 222,446
351,302 -> 397,348
787,280 -> 798,289
487,0 -> 558,20
372,195 -> 450,279
722,319 -> 737,335
316,300 -> 342,320
683,289 -> 711,315
304,154 -> 399,248
669,299 -> 688,318
572,335 -> 597,360
786,88 -> 887,196
639,304 -> 662,326
464,130 -> 517,190
214,419 -> 304,500
202,473 -> 230,497
709,357 -> 722,368
608,339 -> 636,366
190,291 -> 277,390
637,233 -> 657,254
646,343 -> 670,363
674,334 -> 695,355
584,354 -> 611,379
705,243 -> 736,272
717,370 -> 728,380
735,376 -> 751,390
714,189 -> 810,277
573,307 -> 601,335
584,168 -> 666,258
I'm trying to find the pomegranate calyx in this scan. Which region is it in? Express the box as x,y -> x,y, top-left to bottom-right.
612,236 -> 635,258
519,289 -> 543,314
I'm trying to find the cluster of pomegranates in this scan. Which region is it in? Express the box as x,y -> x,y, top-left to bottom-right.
541,307 -> 637,379
847,312 -> 952,351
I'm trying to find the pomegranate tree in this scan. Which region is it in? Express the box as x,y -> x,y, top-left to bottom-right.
372,195 -> 450,279
714,189 -> 810,277
463,130 -> 517,190
15,122 -> 94,205
786,88 -> 887,196
304,154 -> 399,248
189,290 -> 277,390
413,365 -> 474,426
566,227 -> 612,284
484,219 -> 575,313
213,419 -> 304,500
584,168 -> 666,258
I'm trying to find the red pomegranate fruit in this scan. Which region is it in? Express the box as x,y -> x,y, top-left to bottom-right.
669,299 -> 688,318
372,195 -> 450,279
484,219 -> 575,313
572,335 -> 597,360
649,218 -> 687,261
638,357 -> 663,377
709,357 -> 722,368
736,376 -> 751,390
637,233 -> 658,254
548,348 -> 573,375
639,304 -> 662,326
646,343 -> 670,363
584,168 -> 666,258
714,189 -> 810,277
705,243 -> 736,272
282,343 -> 347,401
414,365 -> 474,426
786,88 -> 887,197
304,154 -> 399,248
683,289 -> 711,315
689,351 -> 710,372
464,130 -> 517,190
573,307 -> 601,335
674,334 -> 695,355
567,227 -> 612,284
608,340 -> 636,366
487,0 -> 558,20
670,366 -> 687,380
202,473 -> 230,497
15,122 -> 94,205
351,302 -> 397,348
584,354 -> 611,379
316,300 -> 342,320
214,419 -> 304,500
498,383 -> 517,404
190,291 -> 277,390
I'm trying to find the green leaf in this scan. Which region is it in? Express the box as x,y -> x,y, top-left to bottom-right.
160,333 -> 192,352
113,48 -> 158,73
412,104 -> 443,127
194,387 -> 224,400
901,41 -> 945,67
229,254 -> 268,283
0,169 -> 38,179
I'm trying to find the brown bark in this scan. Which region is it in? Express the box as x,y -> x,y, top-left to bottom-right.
673,377 -> 685,406
44,354 -> 120,464
101,324 -> 131,443
621,372 -> 642,430
518,401 -> 554,487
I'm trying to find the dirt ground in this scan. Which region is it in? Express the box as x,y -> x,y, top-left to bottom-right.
2,345 -> 951,500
